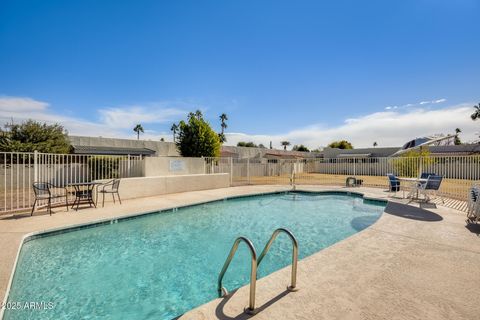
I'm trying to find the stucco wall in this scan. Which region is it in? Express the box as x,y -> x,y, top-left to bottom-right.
143,157 -> 205,176
97,173 -> 230,202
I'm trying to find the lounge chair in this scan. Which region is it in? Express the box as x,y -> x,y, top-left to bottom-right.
31,182 -> 69,216
467,184 -> 480,223
96,179 -> 122,207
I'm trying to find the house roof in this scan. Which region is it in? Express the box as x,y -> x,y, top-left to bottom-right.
264,151 -> 305,159
337,153 -> 372,158
71,145 -> 156,156
220,150 -> 239,157
429,144 -> 480,155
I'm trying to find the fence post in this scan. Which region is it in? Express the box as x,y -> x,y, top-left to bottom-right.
127,154 -> 131,177
230,157 -> 233,186
247,158 -> 250,184
33,150 -> 38,182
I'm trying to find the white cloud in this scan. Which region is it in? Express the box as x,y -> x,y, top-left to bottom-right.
225,103 -> 479,148
385,98 -> 446,110
0,96 -> 187,140
99,106 -> 185,129
0,96 -> 49,111
0,96 -> 477,148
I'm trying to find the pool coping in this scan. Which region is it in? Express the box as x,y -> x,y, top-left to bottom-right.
0,187 -> 389,320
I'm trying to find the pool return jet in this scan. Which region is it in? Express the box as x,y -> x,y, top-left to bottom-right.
217,228 -> 299,315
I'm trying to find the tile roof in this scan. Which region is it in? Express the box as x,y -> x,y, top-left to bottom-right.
71,145 -> 156,156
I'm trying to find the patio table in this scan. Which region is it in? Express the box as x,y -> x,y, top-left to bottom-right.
68,182 -> 99,210
397,177 -> 428,200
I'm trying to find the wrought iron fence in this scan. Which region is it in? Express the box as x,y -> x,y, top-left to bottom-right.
203,156 -> 480,204
0,152 -> 143,213
2,153 -> 478,214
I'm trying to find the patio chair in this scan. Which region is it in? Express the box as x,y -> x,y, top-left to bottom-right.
387,174 -> 401,196
96,179 -> 122,207
31,182 -> 69,216
467,184 -> 480,223
418,172 -> 436,187
416,175 -> 444,203
420,172 -> 436,179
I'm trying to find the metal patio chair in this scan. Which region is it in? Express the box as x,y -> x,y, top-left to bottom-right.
416,175 -> 444,204
387,174 -> 401,196
31,182 -> 69,216
96,179 -> 122,207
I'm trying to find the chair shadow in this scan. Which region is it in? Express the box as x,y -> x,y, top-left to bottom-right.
465,223 -> 480,236
0,204 -> 71,220
384,201 -> 443,222
214,288 -> 291,320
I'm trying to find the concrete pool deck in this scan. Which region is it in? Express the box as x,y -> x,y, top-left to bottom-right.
0,185 -> 479,319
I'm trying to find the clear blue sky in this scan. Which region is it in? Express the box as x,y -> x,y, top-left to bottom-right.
0,0 -> 479,147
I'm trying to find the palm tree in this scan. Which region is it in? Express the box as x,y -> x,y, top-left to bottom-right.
281,141 -> 290,150
373,142 -> 378,147
133,124 -> 144,140
472,103 -> 480,120
219,113 -> 228,134
218,133 -> 226,143
454,128 -> 462,145
218,113 -> 228,143
170,123 -> 178,142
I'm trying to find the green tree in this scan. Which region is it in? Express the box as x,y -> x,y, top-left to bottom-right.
391,149 -> 433,177
133,124 -> 144,140
292,144 -> 309,152
471,103 -> 480,121
237,141 -> 257,147
88,156 -> 119,179
454,128 -> 462,145
176,110 -> 221,157
258,143 -> 266,148
281,141 -> 290,150
170,123 -> 178,142
328,140 -> 353,149
0,120 -> 70,153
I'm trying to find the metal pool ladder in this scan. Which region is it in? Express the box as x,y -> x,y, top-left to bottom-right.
217,228 -> 299,315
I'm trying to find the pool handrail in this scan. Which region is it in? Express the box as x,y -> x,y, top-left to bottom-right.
217,236 -> 258,314
257,228 -> 299,291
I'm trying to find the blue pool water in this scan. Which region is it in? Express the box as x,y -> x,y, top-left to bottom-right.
4,192 -> 385,320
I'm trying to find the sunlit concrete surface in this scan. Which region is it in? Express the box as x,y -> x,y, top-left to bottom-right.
0,185 -> 477,320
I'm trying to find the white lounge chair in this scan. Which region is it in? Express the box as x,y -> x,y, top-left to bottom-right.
467,184 -> 480,223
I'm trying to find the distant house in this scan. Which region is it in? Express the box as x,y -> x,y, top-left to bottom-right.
321,144 -> 480,159
69,136 -> 178,157
71,145 -> 155,156
220,149 -> 240,158
69,135 -> 480,159
263,150 -> 309,160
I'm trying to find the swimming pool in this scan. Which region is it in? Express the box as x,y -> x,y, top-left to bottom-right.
4,192 -> 385,320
